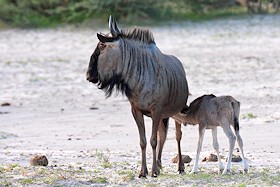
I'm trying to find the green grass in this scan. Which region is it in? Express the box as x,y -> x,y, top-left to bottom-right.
242,113 -> 257,119
19,178 -> 34,185
95,149 -> 112,168
0,162 -> 279,186
118,170 -> 136,181
88,176 -> 108,184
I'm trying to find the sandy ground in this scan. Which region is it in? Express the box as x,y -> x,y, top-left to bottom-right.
0,15 -> 280,186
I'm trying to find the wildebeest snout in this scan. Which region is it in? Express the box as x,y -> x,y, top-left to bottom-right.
86,69 -> 98,83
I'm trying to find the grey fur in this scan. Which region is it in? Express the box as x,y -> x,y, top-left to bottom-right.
173,94 -> 248,174
87,16 -> 189,177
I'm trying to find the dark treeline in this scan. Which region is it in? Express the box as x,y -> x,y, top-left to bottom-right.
0,0 -> 279,27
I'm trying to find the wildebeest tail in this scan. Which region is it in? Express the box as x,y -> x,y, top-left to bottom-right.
232,101 -> 240,131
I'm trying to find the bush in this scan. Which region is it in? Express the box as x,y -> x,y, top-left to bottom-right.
0,0 -> 247,27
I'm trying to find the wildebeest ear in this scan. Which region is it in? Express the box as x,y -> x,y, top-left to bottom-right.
97,33 -> 118,43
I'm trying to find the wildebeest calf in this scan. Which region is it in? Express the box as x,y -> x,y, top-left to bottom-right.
172,94 -> 248,174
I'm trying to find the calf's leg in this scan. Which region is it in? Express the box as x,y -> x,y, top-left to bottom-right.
235,130 -> 248,173
211,127 -> 224,173
221,125 -> 236,175
131,107 -> 148,178
190,126 -> 206,174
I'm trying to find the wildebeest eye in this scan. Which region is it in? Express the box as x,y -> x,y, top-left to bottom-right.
99,42 -> 106,50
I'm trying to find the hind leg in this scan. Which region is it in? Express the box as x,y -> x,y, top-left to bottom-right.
150,110 -> 162,177
211,127 -> 224,174
221,124 -> 236,175
235,130 -> 248,173
157,118 -> 169,170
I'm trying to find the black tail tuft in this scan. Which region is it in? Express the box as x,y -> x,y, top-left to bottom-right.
234,117 -> 239,131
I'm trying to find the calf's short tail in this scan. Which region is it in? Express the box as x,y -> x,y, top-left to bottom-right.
232,101 -> 240,131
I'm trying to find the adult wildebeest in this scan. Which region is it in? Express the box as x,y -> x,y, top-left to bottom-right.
172,94 -> 248,174
86,16 -> 188,177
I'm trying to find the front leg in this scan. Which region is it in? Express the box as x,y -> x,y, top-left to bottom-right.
190,126 -> 205,174
131,107 -> 148,178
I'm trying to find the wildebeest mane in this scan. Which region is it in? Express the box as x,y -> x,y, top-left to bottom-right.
187,94 -> 216,116
98,28 -> 156,98
94,27 -> 155,98
98,74 -> 132,98
121,27 -> 155,44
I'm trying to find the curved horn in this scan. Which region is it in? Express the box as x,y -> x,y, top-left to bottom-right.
109,15 -> 118,38
113,16 -> 121,35
109,15 -> 114,34
109,15 -> 120,38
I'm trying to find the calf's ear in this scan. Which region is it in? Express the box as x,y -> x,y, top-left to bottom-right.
97,33 -> 118,43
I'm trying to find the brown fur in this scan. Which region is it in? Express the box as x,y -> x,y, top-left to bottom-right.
172,94 -> 248,174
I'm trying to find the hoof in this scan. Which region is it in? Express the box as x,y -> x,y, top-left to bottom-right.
151,173 -> 158,178
244,169 -> 248,174
138,168 -> 148,178
151,169 -> 160,177
178,169 -> 185,174
189,171 -> 198,175
138,173 -> 147,178
157,160 -> 162,169
222,169 -> 230,175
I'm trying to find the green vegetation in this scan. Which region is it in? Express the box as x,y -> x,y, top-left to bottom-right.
118,170 -> 136,181
1,0 -> 277,28
242,113 -> 257,119
238,184 -> 246,187
0,163 -> 280,186
88,176 -> 108,184
95,149 -> 112,168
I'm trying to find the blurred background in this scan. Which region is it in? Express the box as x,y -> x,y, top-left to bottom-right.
0,0 -> 279,28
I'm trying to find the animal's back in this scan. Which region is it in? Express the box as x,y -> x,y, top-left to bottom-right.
203,96 -> 240,128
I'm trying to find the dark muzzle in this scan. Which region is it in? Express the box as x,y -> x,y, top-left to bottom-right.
86,69 -> 98,83
86,46 -> 100,83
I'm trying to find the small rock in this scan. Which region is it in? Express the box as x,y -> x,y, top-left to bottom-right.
202,153 -> 218,162
1,102 -> 11,107
171,154 -> 192,163
30,155 -> 48,166
89,107 -> 99,110
226,154 -> 242,162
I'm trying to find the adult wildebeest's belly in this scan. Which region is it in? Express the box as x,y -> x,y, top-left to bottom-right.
129,84 -> 188,118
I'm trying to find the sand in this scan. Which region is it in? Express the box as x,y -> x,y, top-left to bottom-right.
0,15 -> 280,186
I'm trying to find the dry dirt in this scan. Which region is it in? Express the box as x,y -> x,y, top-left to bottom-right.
0,15 -> 280,186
